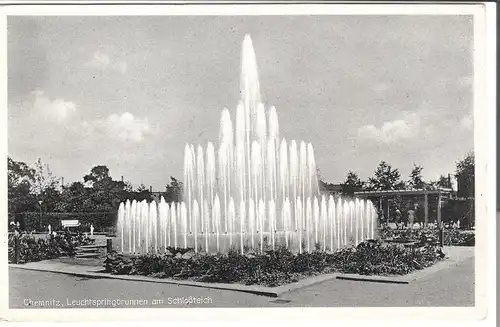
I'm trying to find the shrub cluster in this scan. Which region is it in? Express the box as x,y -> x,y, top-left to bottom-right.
379,227 -> 475,246
8,232 -> 95,264
103,240 -> 444,287
443,229 -> 475,246
331,241 -> 443,275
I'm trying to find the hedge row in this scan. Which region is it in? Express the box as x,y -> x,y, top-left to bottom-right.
11,212 -> 116,232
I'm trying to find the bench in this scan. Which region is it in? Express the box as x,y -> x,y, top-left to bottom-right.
61,220 -> 80,229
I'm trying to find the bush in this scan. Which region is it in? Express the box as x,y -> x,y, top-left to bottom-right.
8,231 -> 95,264
443,229 -> 475,246
103,241 -> 444,287
379,226 -> 475,246
331,240 -> 444,275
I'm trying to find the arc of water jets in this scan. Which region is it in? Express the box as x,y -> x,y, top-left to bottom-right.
118,194 -> 377,254
116,35 -> 378,255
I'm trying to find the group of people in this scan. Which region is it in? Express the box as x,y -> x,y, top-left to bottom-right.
395,206 -> 418,229
378,205 -> 465,230
379,204 -> 420,230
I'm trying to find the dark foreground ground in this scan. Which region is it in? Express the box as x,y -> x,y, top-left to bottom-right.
9,257 -> 474,308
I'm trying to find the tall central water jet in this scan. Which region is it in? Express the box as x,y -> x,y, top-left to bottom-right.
117,34 -> 378,254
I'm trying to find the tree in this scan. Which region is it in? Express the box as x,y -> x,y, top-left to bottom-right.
164,177 -> 183,203
408,164 -> 426,190
340,171 -> 365,195
32,158 -> 60,195
8,157 -> 37,215
8,157 -> 35,187
80,165 -> 129,211
55,182 -> 87,212
367,161 -> 406,191
38,185 -> 62,212
126,183 -> 153,202
432,174 -> 452,189
83,165 -> 112,187
32,158 -> 62,212
136,184 -> 148,193
456,151 -> 474,198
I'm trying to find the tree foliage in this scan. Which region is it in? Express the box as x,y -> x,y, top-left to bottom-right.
165,177 -> 183,203
340,171 -> 365,196
367,161 -> 406,191
455,151 -> 474,198
32,158 -> 60,195
79,165 -> 129,211
7,157 -> 176,215
8,157 -> 37,215
408,164 -> 426,190
32,158 -> 62,212
56,182 -> 87,212
130,184 -> 153,202
430,174 -> 452,190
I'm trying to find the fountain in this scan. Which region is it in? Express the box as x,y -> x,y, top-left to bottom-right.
117,35 -> 377,254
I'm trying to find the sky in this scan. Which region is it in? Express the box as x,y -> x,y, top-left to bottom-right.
8,15 -> 474,190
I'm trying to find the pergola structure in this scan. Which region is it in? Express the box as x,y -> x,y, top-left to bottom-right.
354,188 -> 453,226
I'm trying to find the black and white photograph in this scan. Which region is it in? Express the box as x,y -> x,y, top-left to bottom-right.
2,2 -> 495,323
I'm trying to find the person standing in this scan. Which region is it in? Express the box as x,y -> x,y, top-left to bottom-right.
407,205 -> 417,230
378,208 -> 385,227
395,208 -> 402,229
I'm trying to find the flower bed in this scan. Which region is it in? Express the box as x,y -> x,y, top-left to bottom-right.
8,232 -> 95,264
379,227 -> 475,246
443,229 -> 475,246
103,240 -> 445,287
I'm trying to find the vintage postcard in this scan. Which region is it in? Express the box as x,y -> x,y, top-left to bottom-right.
0,2 -> 495,324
